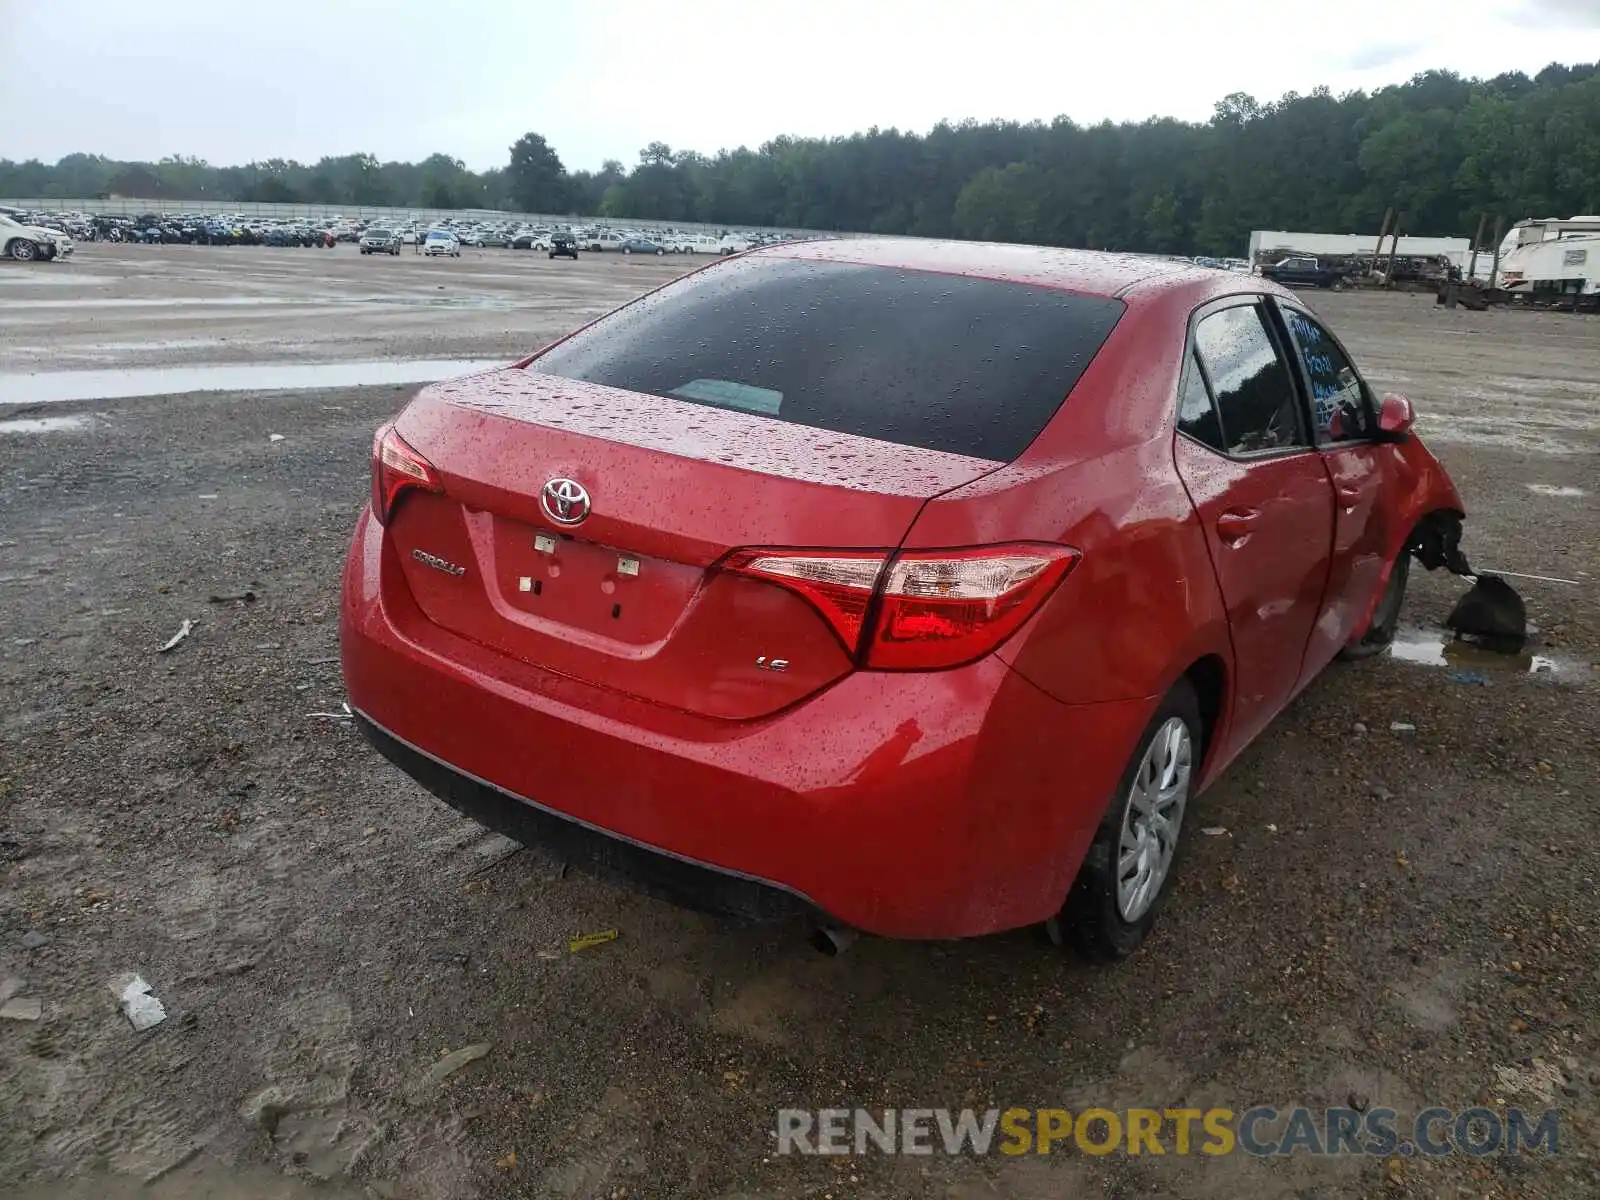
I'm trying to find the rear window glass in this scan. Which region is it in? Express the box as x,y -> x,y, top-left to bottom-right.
529,256 -> 1125,461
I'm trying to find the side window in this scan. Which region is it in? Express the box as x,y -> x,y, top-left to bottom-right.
1192,304 -> 1306,455
1176,350 -> 1225,451
1282,309 -> 1372,442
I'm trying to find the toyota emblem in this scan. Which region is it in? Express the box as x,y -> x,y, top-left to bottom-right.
540,477 -> 591,526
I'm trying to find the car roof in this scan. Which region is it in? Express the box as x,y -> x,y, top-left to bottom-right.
752,236 -> 1231,301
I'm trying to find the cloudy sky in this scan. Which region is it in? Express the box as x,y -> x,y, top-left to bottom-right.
4,0 -> 1600,172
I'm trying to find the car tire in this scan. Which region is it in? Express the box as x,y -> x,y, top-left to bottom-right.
622,247 -> 632,255
1337,550 -> 1409,660
655,248 -> 664,256
10,239 -> 38,262
1052,679 -> 1201,963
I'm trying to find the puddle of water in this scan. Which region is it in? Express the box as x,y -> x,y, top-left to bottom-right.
11,297 -> 306,310
0,272 -> 117,287
0,360 -> 504,405
1388,627 -> 1592,682
0,415 -> 93,434
1526,483 -> 1587,497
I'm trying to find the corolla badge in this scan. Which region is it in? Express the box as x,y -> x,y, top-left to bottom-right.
411,548 -> 466,577
540,477 -> 591,526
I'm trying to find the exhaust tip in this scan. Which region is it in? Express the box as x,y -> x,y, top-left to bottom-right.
809,926 -> 859,957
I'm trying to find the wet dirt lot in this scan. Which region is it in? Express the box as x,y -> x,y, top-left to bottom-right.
1,248 -> 1598,1199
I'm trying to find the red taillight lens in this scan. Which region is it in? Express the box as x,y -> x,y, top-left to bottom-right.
370,425 -> 442,524
720,549 -> 887,647
722,543 -> 1078,670
866,546 -> 1078,669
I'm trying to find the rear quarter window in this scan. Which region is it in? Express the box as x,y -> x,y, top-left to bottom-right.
529,256 -> 1125,461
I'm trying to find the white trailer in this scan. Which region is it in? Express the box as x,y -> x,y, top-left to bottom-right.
1496,229 -> 1600,301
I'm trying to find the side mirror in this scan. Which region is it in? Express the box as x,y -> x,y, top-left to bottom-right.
1377,392 -> 1415,441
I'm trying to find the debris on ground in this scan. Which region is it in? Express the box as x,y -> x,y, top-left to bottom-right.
1447,573 -> 1528,647
158,619 -> 196,653
307,702 -> 353,720
1493,1059 -> 1566,1105
0,977 -> 23,1003
268,434 -> 286,443
208,590 -> 257,604
495,1150 -> 517,1171
1390,722 -> 1416,735
20,931 -> 50,950
569,929 -> 620,954
1448,668 -> 1490,685
413,1043 -> 492,1101
1201,827 -> 1229,837
112,974 -> 168,1031
0,997 -> 42,1021
469,833 -> 523,876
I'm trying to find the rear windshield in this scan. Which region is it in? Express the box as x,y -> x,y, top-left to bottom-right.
530,256 -> 1124,461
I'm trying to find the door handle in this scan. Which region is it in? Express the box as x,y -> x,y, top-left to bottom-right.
1336,484 -> 1363,506
1215,508 -> 1260,545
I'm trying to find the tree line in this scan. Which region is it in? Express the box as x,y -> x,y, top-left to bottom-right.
5,63 -> 1599,256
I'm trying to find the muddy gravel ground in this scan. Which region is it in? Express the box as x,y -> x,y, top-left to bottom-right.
1,249 -> 1598,1199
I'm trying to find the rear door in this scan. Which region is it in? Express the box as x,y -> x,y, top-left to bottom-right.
1274,301 -> 1395,677
1172,300 -> 1336,749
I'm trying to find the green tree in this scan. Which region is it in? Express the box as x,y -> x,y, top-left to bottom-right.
506,132 -> 569,213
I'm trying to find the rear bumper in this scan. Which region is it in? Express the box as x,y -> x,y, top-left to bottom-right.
355,710 -> 821,923
341,508 -> 1156,937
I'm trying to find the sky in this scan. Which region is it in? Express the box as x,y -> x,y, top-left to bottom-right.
4,0 -> 1600,173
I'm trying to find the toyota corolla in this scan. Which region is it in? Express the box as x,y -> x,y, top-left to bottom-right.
340,238 -> 1470,958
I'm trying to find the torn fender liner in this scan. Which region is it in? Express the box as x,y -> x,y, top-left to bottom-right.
1409,511 -> 1528,649
1410,510 -> 1475,577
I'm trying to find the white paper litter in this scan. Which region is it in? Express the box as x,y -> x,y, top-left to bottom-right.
158,619 -> 196,653
115,974 -> 167,1031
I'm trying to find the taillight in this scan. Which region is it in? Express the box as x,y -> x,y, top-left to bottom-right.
722,543 -> 1078,670
867,547 -> 1079,669
370,425 -> 442,524
720,550 -> 887,647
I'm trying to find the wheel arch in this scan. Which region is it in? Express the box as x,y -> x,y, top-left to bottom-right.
1180,654 -> 1228,770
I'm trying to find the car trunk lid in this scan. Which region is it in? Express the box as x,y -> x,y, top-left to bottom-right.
385,369 -> 1001,719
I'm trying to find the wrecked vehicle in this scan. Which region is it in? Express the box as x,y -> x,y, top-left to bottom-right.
340,238 -> 1491,958
0,214 -> 74,261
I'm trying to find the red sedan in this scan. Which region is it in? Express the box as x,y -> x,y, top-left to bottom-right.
340,238 -> 1469,957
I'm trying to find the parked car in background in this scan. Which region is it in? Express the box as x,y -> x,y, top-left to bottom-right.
360,229 -> 402,255
618,237 -> 666,256
511,232 -> 548,251
549,232 -> 579,260
423,231 -> 461,258
341,237 -> 1471,957
1260,256 -> 1347,289
586,230 -> 627,252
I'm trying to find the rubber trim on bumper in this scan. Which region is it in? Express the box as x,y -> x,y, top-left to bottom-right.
353,710 -> 828,925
